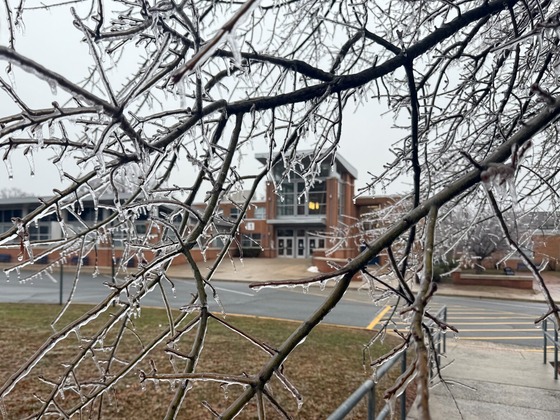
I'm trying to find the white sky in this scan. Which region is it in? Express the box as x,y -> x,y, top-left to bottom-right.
0,3 -> 406,198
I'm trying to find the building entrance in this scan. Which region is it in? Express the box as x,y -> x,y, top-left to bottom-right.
277,229 -> 325,258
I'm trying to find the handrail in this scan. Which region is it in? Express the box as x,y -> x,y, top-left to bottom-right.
543,317 -> 559,380
327,351 -> 406,420
328,305 -> 448,420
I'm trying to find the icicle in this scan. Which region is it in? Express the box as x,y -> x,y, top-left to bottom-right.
6,66 -> 16,87
213,291 -> 225,315
34,125 -> 44,148
24,239 -> 34,263
48,80 -> 57,95
3,157 -> 13,180
177,78 -> 186,109
227,33 -> 243,69
48,121 -> 55,137
54,160 -> 64,182
24,147 -> 35,176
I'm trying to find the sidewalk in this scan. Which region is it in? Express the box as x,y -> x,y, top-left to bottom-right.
407,341 -> 560,419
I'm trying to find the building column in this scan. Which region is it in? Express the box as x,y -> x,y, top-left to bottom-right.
265,182 -> 277,258
326,177 -> 339,229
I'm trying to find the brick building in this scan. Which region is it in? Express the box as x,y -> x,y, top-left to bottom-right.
0,152 -> 402,272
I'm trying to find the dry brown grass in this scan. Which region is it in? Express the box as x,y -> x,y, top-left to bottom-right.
0,303 -> 407,419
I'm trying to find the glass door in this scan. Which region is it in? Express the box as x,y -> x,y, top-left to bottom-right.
307,237 -> 325,258
297,237 -> 305,258
278,238 -> 285,257
285,238 -> 293,257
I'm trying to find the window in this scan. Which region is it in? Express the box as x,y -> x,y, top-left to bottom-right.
277,183 -> 295,216
0,209 -> 23,234
66,206 -> 97,222
29,224 -> 50,241
253,206 -> 266,219
241,233 -> 261,248
210,236 -> 226,249
230,207 -> 240,219
0,208 -> 22,223
277,181 -> 326,216
135,223 -> 148,236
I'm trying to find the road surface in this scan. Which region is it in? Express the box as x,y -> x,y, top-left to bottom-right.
0,269 -> 549,347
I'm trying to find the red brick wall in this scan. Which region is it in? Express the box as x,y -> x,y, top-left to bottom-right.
326,178 -> 338,230
533,234 -> 560,270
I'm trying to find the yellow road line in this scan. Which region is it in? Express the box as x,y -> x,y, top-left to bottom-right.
367,305 -> 392,330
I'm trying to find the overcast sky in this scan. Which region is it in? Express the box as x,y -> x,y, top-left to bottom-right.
0,3 -> 406,199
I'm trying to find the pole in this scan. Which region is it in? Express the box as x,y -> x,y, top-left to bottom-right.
544,319 -> 548,365
555,327 -> 558,381
111,233 -> 115,283
59,263 -> 63,305
400,351 -> 406,420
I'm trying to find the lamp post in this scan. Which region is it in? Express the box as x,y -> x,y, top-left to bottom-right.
59,261 -> 63,306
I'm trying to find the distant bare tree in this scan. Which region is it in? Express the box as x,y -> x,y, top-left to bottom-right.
438,205 -> 509,270
468,221 -> 507,269
0,187 -> 31,198
1,0 -> 560,418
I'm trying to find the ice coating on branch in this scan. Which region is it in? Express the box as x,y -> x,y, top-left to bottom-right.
48,80 -> 57,95
177,78 -> 186,109
34,125 -> 44,148
24,147 -> 35,176
47,121 -> 55,137
3,157 -> 13,179
227,34 -> 243,69
54,160 -> 64,182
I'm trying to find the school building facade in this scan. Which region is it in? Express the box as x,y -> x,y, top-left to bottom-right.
0,152 -> 400,272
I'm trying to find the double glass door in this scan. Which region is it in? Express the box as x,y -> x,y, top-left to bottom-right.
277,229 -> 325,258
278,237 -> 294,257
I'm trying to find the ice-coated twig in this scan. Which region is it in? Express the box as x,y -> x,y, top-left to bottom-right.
71,7 -> 118,106
172,0 -> 261,83
140,371 -> 255,386
0,46 -> 118,114
209,313 -> 277,355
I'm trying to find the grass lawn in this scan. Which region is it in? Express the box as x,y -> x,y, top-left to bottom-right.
0,304 -> 407,419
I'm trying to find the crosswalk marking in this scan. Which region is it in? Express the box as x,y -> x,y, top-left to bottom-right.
447,311 -> 535,317
380,303 -> 543,346
445,316 -> 536,320
457,329 -> 539,332
460,337 -> 540,341
446,322 -> 537,325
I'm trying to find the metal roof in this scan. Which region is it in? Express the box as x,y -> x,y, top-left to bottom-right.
255,150 -> 358,179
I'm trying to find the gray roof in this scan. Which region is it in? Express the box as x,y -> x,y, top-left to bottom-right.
255,150 -> 358,179
0,193 -> 134,207
0,196 -> 44,206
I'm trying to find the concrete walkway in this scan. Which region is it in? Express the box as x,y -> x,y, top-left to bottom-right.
407,341 -> 560,420
167,258 -> 560,419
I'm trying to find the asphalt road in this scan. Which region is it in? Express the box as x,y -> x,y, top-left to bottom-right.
0,269 -> 382,328
0,270 -> 550,347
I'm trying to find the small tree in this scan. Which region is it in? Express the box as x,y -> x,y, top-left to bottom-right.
440,205 -> 509,270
